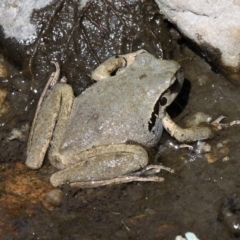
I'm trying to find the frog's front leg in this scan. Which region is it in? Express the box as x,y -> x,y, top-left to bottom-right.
50,144 -> 172,188
162,112 -> 239,142
26,83 -> 74,169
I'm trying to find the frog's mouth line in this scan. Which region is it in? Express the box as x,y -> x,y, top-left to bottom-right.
148,97 -> 161,132
148,77 -> 182,132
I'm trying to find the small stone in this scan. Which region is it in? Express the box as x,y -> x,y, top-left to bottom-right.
0,62 -> 8,77
222,156 -> 230,162
196,141 -> 211,153
45,189 -> 63,207
0,88 -> 9,117
7,124 -> 29,142
185,232 -> 200,240
205,153 -> 218,163
175,232 -> 200,240
196,74 -> 210,86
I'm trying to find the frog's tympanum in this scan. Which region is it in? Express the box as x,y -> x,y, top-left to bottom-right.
25,50 -> 223,188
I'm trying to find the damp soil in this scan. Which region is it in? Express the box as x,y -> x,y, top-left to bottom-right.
1,1 -> 240,240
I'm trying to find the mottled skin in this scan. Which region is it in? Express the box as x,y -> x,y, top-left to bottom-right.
26,50 -> 218,188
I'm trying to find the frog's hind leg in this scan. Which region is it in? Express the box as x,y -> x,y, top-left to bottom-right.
26,82 -> 74,170
91,49 -> 145,81
49,144 -> 173,188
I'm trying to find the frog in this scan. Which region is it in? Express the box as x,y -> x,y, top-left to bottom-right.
25,49 -> 223,188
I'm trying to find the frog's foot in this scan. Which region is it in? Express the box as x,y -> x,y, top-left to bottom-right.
130,164 -> 174,176
91,49 -> 146,81
210,116 -> 240,130
70,165 -> 173,189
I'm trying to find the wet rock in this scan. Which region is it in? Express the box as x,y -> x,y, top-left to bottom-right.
155,0 -> 240,84
0,0 -> 171,92
0,0 -> 53,40
218,197 -> 240,236
0,0 -> 54,67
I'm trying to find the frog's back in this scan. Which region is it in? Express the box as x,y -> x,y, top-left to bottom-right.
59,52 -> 179,155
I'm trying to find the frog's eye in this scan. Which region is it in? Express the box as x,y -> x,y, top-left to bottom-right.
148,89 -> 171,132
159,93 -> 168,106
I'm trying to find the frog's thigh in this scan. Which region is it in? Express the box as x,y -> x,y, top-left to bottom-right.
26,83 -> 74,169
162,113 -> 215,142
50,144 -> 149,187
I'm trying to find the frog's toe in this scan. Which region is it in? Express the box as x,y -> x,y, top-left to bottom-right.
211,116 -> 240,130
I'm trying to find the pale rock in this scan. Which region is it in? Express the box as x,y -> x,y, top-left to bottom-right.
155,0 -> 240,84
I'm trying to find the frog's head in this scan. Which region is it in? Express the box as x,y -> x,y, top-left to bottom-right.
121,50 -> 184,146
141,54 -> 184,139
128,50 -> 184,115
156,60 -> 184,113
